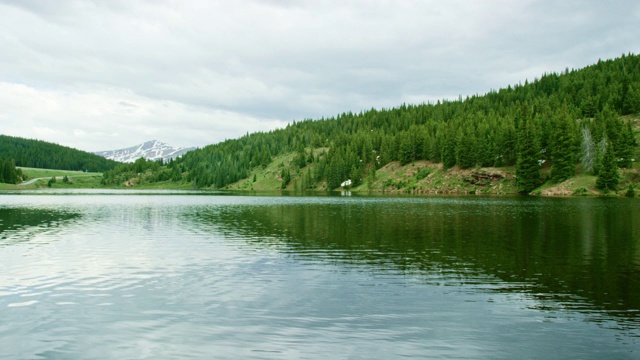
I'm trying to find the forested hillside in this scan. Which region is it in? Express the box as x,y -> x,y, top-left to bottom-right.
0,135 -> 120,173
102,53 -> 640,193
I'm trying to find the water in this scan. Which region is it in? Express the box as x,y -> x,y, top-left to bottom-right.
0,191 -> 639,359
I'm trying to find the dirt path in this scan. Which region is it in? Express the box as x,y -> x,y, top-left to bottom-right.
17,177 -> 52,186
17,175 -> 95,186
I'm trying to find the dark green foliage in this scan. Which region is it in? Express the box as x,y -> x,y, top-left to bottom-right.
516,107 -> 541,194
47,176 -> 56,187
455,127 -> 477,169
96,53 -> 639,191
596,140 -> 619,190
0,158 -> 21,184
62,175 -> 69,183
415,167 -> 431,180
101,157 -> 165,185
626,183 -> 636,197
0,135 -> 119,172
623,85 -> 640,115
280,169 -> 291,189
618,120 -> 637,168
441,129 -> 457,169
550,106 -> 578,183
398,133 -> 415,165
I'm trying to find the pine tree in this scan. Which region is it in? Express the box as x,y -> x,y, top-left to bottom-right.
618,120 -> 637,168
398,133 -> 414,165
455,127 -> 476,169
550,107 -> 577,182
442,129 -> 456,169
623,85 -> 640,115
516,114 -> 540,194
596,139 -> 619,190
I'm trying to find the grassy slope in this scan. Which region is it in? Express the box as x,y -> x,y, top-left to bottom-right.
226,115 -> 640,196
228,153 -> 639,196
0,167 -> 105,190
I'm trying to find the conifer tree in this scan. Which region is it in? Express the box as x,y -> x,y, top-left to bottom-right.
596,139 -> 619,190
618,120 -> 637,168
441,129 -> 456,169
516,114 -> 540,194
550,107 -> 577,182
455,127 -> 476,169
399,133 -> 414,165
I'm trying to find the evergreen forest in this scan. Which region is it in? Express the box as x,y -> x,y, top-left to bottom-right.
102,53 -> 640,194
0,135 -> 119,174
5,54 -> 640,193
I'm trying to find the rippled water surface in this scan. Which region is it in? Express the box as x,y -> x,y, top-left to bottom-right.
1,191 -> 639,359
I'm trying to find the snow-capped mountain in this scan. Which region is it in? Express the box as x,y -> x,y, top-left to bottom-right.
94,140 -> 195,163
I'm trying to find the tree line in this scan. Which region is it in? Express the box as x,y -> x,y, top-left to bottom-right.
0,135 -> 119,173
104,53 -> 640,192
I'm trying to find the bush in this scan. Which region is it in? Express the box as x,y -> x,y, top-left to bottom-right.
415,167 -> 431,180
626,183 -> 636,198
572,187 -> 588,196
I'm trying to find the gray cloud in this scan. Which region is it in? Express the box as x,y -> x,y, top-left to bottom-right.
0,0 -> 638,151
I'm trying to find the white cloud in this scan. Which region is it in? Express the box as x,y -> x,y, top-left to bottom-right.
0,82 -> 285,151
0,0 -> 638,151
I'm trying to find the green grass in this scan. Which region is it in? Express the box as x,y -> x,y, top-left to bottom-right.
18,167 -> 102,179
228,151 -> 317,191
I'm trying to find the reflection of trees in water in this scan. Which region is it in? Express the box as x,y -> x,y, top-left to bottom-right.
0,207 -> 81,246
188,197 -> 640,327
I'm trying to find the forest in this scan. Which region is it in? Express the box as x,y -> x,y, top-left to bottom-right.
101,53 -> 640,194
0,135 -> 119,175
7,51 -> 636,190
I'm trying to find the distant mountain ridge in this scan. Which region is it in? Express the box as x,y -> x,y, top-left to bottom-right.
94,140 -> 195,163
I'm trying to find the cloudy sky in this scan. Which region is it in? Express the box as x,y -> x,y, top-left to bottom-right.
1,0 -> 638,152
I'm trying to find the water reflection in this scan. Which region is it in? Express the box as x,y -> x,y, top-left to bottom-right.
0,207 -> 81,247
1,194 -> 638,358
186,196 -> 640,329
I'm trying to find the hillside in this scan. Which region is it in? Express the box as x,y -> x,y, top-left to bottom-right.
0,135 -> 120,173
101,53 -> 640,195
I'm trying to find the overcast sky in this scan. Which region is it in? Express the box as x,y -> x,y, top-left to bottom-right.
1,0 -> 639,152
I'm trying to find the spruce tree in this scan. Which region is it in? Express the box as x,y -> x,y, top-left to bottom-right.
399,134 -> 414,165
442,129 -> 456,169
596,139 -> 619,190
550,107 -> 577,182
516,115 -> 540,194
618,120 -> 637,168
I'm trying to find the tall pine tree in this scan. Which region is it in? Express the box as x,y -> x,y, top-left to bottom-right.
516,109 -> 540,194
596,139 -> 619,190
550,106 -> 577,182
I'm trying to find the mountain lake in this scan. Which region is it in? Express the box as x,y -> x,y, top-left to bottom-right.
0,190 -> 639,359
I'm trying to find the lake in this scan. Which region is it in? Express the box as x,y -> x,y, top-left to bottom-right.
0,190 -> 639,359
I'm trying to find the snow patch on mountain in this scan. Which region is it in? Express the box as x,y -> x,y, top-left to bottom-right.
94,140 -> 195,163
